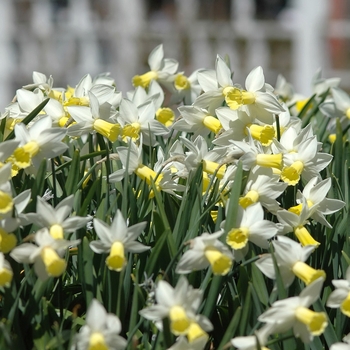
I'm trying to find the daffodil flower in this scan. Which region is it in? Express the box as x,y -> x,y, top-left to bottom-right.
238,166 -> 287,213
258,277 -> 327,343
174,105 -> 222,137
327,266 -> 350,317
289,177 -> 345,228
276,198 -> 320,246
139,276 -> 212,338
223,202 -> 278,261
9,115 -> 68,171
10,228 -> 80,281
90,210 -> 149,272
74,299 -> 127,350
175,230 -> 233,276
26,195 -> 91,240
67,92 -> 121,142
118,98 -> 169,145
255,235 -> 325,288
132,44 -> 178,89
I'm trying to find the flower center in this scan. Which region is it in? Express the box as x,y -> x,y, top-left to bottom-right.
294,226 -> 320,247
132,71 -> 158,88
292,261 -> 326,285
295,307 -> 327,336
256,153 -> 283,169
202,160 -> 226,179
239,190 -> 260,209
186,322 -> 208,343
281,160 -> 304,186
106,241 -> 125,271
122,122 -> 141,141
0,191 -> 13,216
223,87 -> 256,110
204,246 -> 232,275
12,141 -> 40,169
202,116 -> 222,134
169,305 -> 191,335
249,124 -> 275,146
226,227 -> 249,250
156,108 -> 175,127
0,229 -> 17,253
0,267 -> 13,287
40,247 -> 67,277
174,74 -> 190,90
93,119 -> 120,142
88,332 -> 109,350
50,224 -> 64,240
340,292 -> 350,317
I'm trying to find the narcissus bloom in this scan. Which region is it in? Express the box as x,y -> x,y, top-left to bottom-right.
10,228 -> 80,280
74,299 -> 126,350
139,277 -> 213,339
224,202 -> 278,260
9,115 -> 68,171
327,266 -> 350,317
90,210 -> 149,271
132,44 -> 178,88
258,278 -> 327,343
256,235 -> 326,288
175,230 -> 233,275
27,195 -> 91,240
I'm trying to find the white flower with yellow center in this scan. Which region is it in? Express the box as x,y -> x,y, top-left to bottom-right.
167,69 -> 202,105
26,195 -> 91,240
67,92 -> 121,142
90,210 -> 149,272
9,115 -> 68,171
288,177 -> 345,228
118,98 -> 169,145
215,107 -> 276,147
178,136 -> 227,180
173,105 -> 222,137
223,66 -> 284,124
109,140 -> 184,197
74,299 -> 127,350
279,136 -> 332,186
194,55 -> 236,114
10,228 -> 80,281
224,202 -> 278,261
63,73 -> 116,107
175,230 -> 233,276
327,266 -> 350,318
258,278 -> 327,344
132,44 -> 178,89
239,166 -> 287,213
0,252 -> 13,287
230,137 -> 283,172
255,235 -> 326,288
276,198 -> 320,247
139,277 -> 212,338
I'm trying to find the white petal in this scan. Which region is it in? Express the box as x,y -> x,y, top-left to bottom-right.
245,66 -> 265,92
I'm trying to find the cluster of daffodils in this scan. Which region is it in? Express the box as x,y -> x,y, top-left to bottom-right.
0,44 -> 348,349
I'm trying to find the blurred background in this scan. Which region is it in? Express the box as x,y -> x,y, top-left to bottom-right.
0,0 -> 349,110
